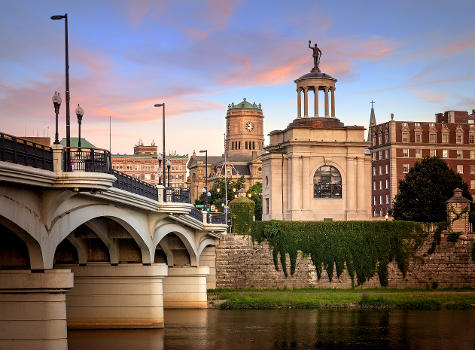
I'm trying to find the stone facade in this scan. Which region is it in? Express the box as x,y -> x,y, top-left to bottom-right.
215,232 -> 475,289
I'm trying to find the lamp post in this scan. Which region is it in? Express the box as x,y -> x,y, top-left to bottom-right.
51,14 -> 71,149
75,104 -> 84,147
199,150 -> 208,210
52,91 -> 62,144
153,103 -> 166,187
157,154 -> 162,185
166,159 -> 171,187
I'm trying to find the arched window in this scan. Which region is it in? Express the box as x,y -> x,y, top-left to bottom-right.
313,165 -> 342,198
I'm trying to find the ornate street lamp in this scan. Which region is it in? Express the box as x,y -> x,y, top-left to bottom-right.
199,150 -> 208,210
153,103 -> 166,186
75,104 -> 84,148
50,14 -> 71,149
52,91 -> 62,144
166,159 -> 171,187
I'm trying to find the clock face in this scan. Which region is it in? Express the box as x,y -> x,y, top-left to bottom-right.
245,122 -> 254,132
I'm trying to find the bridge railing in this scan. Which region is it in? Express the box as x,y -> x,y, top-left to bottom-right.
0,132 -> 53,171
206,212 -> 227,225
63,147 -> 111,173
111,169 -> 158,200
163,187 -> 191,203
189,207 -> 204,222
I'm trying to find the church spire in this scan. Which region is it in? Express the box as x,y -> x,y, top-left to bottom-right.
367,100 -> 376,142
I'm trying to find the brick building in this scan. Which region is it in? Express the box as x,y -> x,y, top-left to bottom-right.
112,143 -> 187,188
369,110 -> 475,217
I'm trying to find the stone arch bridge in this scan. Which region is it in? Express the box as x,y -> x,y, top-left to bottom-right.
0,133 -> 227,349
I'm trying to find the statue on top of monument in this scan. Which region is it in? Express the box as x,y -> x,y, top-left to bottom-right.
308,40 -> 322,73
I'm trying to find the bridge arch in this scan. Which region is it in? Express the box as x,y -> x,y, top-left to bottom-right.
197,238 -> 218,266
46,204 -> 154,269
153,222 -> 198,266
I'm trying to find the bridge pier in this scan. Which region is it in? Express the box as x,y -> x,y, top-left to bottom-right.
0,269 -> 74,350
66,263 -> 168,328
163,266 -> 209,308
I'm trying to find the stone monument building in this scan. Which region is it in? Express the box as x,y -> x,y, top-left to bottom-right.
262,44 -> 372,221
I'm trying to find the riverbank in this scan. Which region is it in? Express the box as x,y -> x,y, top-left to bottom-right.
208,288 -> 475,310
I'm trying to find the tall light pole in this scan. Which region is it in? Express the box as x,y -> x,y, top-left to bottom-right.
51,14 -> 71,149
154,103 -> 166,186
199,150 -> 208,210
52,91 -> 62,144
166,159 -> 171,187
75,104 -> 84,147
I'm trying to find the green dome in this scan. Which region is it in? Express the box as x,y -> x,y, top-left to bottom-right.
228,98 -> 262,110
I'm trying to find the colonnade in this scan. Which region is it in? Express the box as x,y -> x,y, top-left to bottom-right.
297,85 -> 336,118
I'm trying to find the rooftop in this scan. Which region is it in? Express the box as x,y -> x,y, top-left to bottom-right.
60,137 -> 96,148
228,98 -> 262,111
295,71 -> 337,83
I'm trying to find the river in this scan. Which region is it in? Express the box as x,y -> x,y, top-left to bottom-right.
69,309 -> 474,349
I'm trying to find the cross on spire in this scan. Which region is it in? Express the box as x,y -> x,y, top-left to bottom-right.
370,100 -> 375,108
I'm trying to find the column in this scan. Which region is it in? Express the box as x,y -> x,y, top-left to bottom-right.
163,266 -> 209,308
303,87 -> 308,117
357,157 -> 366,213
297,88 -> 301,118
302,156 -> 311,210
67,264 -> 168,328
0,269 -> 74,350
331,87 -> 335,118
324,87 -> 329,117
346,157 -> 356,215
291,156 -> 301,212
314,87 -> 319,117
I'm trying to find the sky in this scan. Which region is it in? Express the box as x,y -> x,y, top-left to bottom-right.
0,0 -> 474,156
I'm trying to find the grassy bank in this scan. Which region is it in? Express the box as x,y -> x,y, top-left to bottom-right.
208,288 -> 475,311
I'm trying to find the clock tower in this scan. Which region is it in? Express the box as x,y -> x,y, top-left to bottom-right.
225,98 -> 264,159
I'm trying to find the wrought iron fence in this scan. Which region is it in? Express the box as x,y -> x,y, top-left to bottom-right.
163,187 -> 191,203
206,212 -> 227,224
111,169 -> 158,200
63,147 -> 111,173
189,207 -> 204,222
0,132 -> 53,171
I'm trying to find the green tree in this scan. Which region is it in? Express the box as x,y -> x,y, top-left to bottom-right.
246,182 -> 262,220
194,176 -> 245,211
393,157 -> 472,222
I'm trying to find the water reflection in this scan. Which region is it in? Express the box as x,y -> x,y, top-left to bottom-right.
69,309 -> 474,350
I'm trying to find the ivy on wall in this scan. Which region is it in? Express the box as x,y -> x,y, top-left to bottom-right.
249,221 -> 425,287
229,197 -> 255,234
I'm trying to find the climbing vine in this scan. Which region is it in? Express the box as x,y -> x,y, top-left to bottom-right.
229,197 -> 255,234
250,220 -> 425,287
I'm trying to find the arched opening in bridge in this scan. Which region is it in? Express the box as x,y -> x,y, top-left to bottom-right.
157,233 -> 191,266
0,221 -> 30,269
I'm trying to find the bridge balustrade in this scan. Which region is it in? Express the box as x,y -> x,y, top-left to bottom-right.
206,212 -> 227,224
163,187 -> 191,203
189,207 -> 204,222
63,147 -> 111,173
0,132 -> 53,170
111,169 -> 158,200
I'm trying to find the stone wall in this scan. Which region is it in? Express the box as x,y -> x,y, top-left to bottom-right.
215,232 -> 475,289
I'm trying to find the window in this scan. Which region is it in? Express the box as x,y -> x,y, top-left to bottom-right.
373,182 -> 376,191
470,165 -> 475,174
385,179 -> 388,189
372,152 -> 376,161
457,165 -> 463,174
471,180 -> 475,190
145,174 -> 151,180
403,149 -> 409,157
385,150 -> 389,159
415,133 -> 422,143
469,134 -> 475,144
379,181 -> 382,190
457,150 -> 463,159
379,166 -> 382,175
442,150 -> 448,158
373,197 -> 376,205
313,165 -> 342,198
402,164 -> 410,173
442,133 -> 448,143
385,165 -> 389,174
456,134 -> 463,144
379,196 -> 382,204
386,194 -> 389,204
415,149 -> 422,158
471,151 -> 475,159
402,122 -> 408,127
372,167 -> 376,176
429,133 -> 436,143
265,198 -> 270,214
430,149 -> 436,157
429,122 -> 435,127
378,150 -> 382,160
378,134 -> 382,145
402,132 -> 410,143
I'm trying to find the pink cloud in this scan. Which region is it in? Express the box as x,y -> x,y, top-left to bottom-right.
411,90 -> 445,104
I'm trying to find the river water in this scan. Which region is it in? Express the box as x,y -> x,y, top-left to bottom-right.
69,309 -> 474,350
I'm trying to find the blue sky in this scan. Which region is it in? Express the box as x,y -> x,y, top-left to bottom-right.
0,0 -> 473,155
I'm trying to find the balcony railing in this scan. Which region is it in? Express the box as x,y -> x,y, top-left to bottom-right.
163,187 -> 191,203
0,132 -> 53,171
63,147 -> 111,173
111,169 -> 158,200
206,212 -> 227,225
